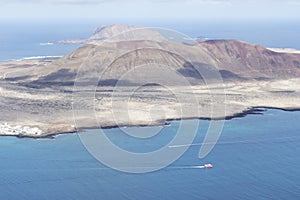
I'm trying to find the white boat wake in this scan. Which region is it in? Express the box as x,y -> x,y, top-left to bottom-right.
39,42 -> 54,46
168,135 -> 300,148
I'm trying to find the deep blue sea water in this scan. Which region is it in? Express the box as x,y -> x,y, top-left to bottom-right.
1,20 -> 300,199
0,109 -> 299,200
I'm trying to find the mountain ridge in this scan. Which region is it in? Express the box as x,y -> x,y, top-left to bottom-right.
12,37 -> 300,88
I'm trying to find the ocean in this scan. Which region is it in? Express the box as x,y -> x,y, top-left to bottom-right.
0,20 -> 300,199
0,109 -> 299,200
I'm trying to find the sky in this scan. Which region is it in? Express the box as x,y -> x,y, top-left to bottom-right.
0,0 -> 300,22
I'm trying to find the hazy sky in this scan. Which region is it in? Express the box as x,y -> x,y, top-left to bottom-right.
0,0 -> 299,21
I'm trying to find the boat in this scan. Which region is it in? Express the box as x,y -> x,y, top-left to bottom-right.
203,164 -> 213,169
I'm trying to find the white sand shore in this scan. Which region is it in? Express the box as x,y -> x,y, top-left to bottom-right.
268,48 -> 300,54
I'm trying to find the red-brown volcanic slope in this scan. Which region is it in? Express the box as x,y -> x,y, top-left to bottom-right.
198,40 -> 300,80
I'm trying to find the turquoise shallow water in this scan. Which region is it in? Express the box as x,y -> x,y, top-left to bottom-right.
0,109 -> 299,200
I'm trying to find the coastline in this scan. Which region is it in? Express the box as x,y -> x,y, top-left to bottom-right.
1,106 -> 299,139
267,48 -> 300,54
